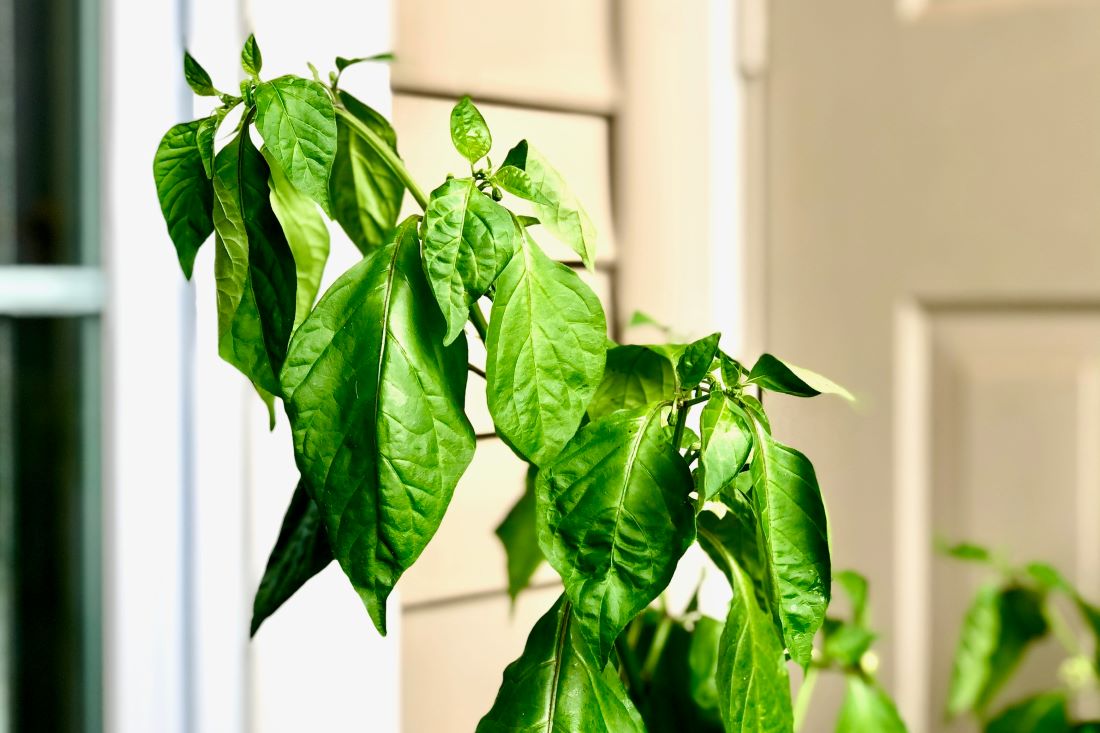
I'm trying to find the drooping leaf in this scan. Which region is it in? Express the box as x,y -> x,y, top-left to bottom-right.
241,33 -> 262,76
250,479 -> 333,636
500,140 -> 597,269
698,500 -> 793,733
330,90 -> 405,253
687,616 -> 724,717
184,50 -> 217,96
450,96 -> 492,163
748,422 -> 831,668
836,675 -> 908,733
587,344 -> 677,420
486,230 -> 605,466
281,217 -> 475,634
153,119 -> 213,279
698,393 -> 752,499
477,595 -> 645,732
254,75 -> 337,214
211,128 -> 297,394
422,178 -> 518,344
748,353 -> 854,401
494,466 -> 543,602
677,332 -> 720,389
536,404 -> 695,662
263,149 -> 330,329
985,692 -> 1070,733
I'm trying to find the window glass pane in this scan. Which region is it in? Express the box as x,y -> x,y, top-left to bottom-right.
0,316 -> 100,733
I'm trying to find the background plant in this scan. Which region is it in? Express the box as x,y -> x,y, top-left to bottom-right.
154,35 -> 882,731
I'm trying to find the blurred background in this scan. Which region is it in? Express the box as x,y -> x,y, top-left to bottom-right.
4,0 -> 1100,730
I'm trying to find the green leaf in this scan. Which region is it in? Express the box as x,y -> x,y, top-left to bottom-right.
492,165 -> 548,204
822,618 -> 876,668
985,692 -> 1071,733
627,310 -> 672,333
335,52 -> 395,71
687,616 -> 724,716
241,33 -> 262,76
281,217 -> 475,634
450,96 -> 492,164
536,404 -> 695,662
748,422 -> 831,668
698,393 -> 752,500
500,140 -> 597,269
587,344 -> 678,420
263,148 -> 330,329
477,595 -> 645,732
254,75 -> 337,214
835,569 -> 870,627
941,540 -> 995,564
698,501 -> 793,733
631,617 -> 724,733
494,466 -> 543,602
211,128 -> 297,394
184,51 -> 217,96
330,91 -> 405,254
486,231 -> 606,466
677,332 -> 720,389
153,119 -> 213,279
250,479 -> 333,636
195,112 -> 220,179
422,178 -> 519,345
748,353 -> 854,401
836,675 -> 908,733
719,352 -> 744,388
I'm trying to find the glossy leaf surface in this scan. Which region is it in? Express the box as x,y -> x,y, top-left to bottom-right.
698,393 -> 752,499
184,51 -> 217,96
450,95 -> 492,163
676,332 -> 720,389
153,119 -> 213,279
486,231 -> 606,465
587,344 -> 677,420
748,353 -> 854,401
836,675 -> 908,733
281,217 -> 475,634
241,33 -> 262,76
537,405 -> 694,661
494,466 -> 543,602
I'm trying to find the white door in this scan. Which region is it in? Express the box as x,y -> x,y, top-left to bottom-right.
758,1 -> 1100,731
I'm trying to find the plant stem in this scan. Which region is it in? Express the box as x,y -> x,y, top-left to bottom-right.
641,615 -> 673,679
792,667 -> 819,733
1047,601 -> 1085,659
333,105 -> 428,209
467,363 -> 486,379
672,402 -> 689,452
468,304 -> 489,341
682,394 -> 710,409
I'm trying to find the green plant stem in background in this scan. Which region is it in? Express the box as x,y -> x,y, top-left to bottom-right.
792,667 -> 819,733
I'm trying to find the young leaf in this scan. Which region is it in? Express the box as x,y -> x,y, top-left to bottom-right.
536,404 -> 695,662
477,595 -> 645,732
587,344 -> 678,420
698,501 -> 793,733
422,178 -> 518,345
281,217 -> 475,634
330,91 -> 404,253
211,128 -> 297,394
450,96 -> 492,164
941,541 -> 995,564
485,230 -> 606,466
836,675 -> 908,733
698,393 -> 752,500
183,50 -> 217,96
241,33 -> 262,77
719,352 -> 744,388
748,353 -> 854,401
677,332 -> 720,390
250,479 -> 333,636
195,112 -> 221,179
984,692 -> 1071,733
153,119 -> 213,279
494,466 -> 543,602
500,140 -> 597,269
263,149 -> 330,329
748,422 -> 831,668
254,75 -> 338,214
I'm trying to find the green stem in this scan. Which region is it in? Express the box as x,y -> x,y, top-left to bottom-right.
616,637 -> 645,696
333,105 -> 428,209
641,615 -> 673,680
792,667 -> 819,733
469,303 -> 490,342
1047,602 -> 1085,659
682,394 -> 710,409
671,403 -> 689,452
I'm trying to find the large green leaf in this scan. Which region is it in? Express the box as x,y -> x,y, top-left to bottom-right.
250,479 -> 333,636
748,422 -> 831,668
153,119 -> 213,279
985,692 -> 1071,733
211,128 -> 297,395
587,344 -> 677,420
485,231 -> 606,466
698,393 -> 752,500
450,95 -> 492,163
536,404 -> 695,662
477,595 -> 645,732
494,466 -> 544,602
748,353 -> 854,401
836,675 -> 908,733
281,217 -> 475,634
254,75 -> 337,214
422,178 -> 518,344
263,149 -> 330,329
499,140 -> 597,269
330,91 -> 404,254
698,500 -> 793,733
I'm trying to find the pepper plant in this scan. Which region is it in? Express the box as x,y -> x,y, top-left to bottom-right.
154,35 -> 861,731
